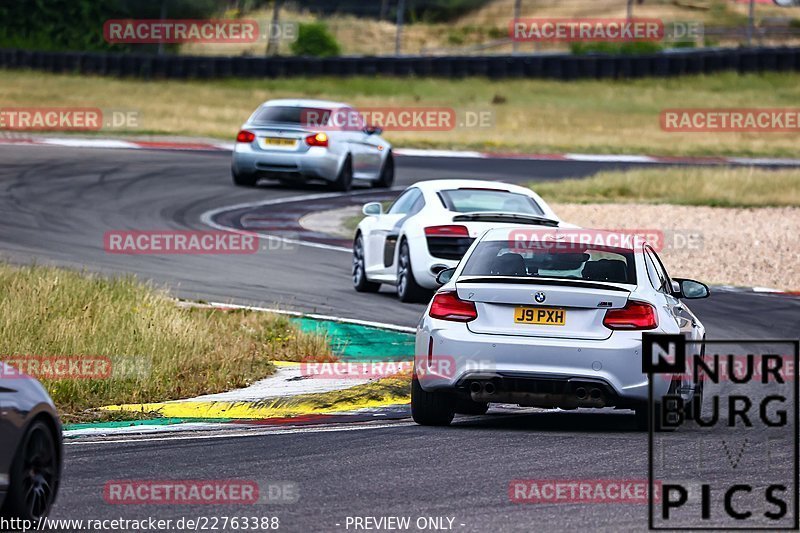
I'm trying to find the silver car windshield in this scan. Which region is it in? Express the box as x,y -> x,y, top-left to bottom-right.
461,240 -> 637,284
252,106 -> 331,125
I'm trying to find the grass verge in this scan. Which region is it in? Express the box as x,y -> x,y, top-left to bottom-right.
2,70 -> 800,158
0,264 -> 333,422
531,167 -> 800,208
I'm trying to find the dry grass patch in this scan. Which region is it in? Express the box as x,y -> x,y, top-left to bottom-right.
0,264 -> 332,420
532,167 -> 800,208
2,70 -> 800,157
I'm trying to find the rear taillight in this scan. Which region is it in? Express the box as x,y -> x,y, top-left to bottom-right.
236,130 -> 255,143
429,291 -> 477,322
305,132 -> 329,148
603,301 -> 658,330
424,225 -> 469,237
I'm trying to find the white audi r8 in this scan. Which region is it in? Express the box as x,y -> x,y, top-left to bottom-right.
411,227 -> 709,429
352,179 -> 563,302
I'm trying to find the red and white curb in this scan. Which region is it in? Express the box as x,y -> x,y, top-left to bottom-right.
2,135 -> 800,166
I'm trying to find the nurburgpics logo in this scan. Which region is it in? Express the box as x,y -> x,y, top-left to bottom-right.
644,333 -> 799,530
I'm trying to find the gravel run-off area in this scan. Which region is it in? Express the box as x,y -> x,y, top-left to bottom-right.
301,203 -> 800,291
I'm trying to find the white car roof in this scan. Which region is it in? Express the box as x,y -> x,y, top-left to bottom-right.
411,179 -> 536,195
260,99 -> 349,109
480,226 -> 649,251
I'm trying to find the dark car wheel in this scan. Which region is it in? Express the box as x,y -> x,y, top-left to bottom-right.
411,373 -> 455,426
454,398 -> 489,415
374,152 -> 394,188
353,234 -> 380,293
1,421 -> 59,520
231,166 -> 257,187
397,241 -> 429,303
330,156 -> 353,192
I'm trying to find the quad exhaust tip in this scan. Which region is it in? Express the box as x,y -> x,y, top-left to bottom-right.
575,387 -> 587,400
589,388 -> 602,400
469,381 -> 483,394
484,382 -> 496,395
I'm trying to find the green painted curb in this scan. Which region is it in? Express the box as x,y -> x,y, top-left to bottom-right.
293,317 -> 414,361
63,417 -> 232,432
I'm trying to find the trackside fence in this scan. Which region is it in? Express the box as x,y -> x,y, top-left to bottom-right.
0,47 -> 798,80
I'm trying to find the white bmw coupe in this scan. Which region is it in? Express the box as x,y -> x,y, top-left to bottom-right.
352,179 -> 563,302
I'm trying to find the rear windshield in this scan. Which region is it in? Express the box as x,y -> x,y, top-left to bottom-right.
461,240 -> 637,285
251,106 -> 330,125
439,189 -> 544,215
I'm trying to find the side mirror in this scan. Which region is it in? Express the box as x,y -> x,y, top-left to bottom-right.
435,268 -> 456,286
362,202 -> 383,216
364,125 -> 383,136
673,278 -> 710,299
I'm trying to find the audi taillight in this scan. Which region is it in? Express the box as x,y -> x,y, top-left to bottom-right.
429,291 -> 477,322
424,225 -> 469,237
236,130 -> 255,143
603,300 -> 658,330
305,132 -> 329,148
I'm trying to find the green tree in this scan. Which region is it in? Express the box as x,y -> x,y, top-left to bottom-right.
290,22 -> 342,57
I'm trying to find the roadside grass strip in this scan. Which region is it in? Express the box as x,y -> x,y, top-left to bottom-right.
4,70 -> 800,158
99,375 -> 411,420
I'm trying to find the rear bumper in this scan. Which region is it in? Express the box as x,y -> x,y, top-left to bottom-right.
415,321 -> 670,405
232,145 -> 341,182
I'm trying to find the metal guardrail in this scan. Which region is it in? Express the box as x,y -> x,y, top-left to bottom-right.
0,46 -> 798,80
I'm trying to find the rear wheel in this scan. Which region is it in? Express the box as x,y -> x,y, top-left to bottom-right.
330,156 -> 353,192
397,241 -> 429,303
353,234 -> 380,293
231,167 -> 257,187
1,421 -> 59,520
411,373 -> 455,426
374,152 -> 394,188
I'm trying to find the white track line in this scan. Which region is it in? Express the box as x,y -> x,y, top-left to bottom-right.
66,421 -> 417,445
200,188 -> 403,253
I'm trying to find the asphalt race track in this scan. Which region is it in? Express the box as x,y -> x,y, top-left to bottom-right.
2,144 -> 799,531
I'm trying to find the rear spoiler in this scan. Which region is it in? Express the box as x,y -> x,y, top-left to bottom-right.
456,276 -> 632,293
452,212 -> 559,227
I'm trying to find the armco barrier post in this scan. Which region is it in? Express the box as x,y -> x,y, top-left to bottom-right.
758,48 -> 778,72
775,48 -> 794,71
686,52 -> 703,75
215,57 -> 233,78
596,56 -> 615,79
106,54 -> 121,76
738,49 -> 758,72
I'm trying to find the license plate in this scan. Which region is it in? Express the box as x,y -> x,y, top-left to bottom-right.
261,137 -> 297,148
514,307 -> 566,326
